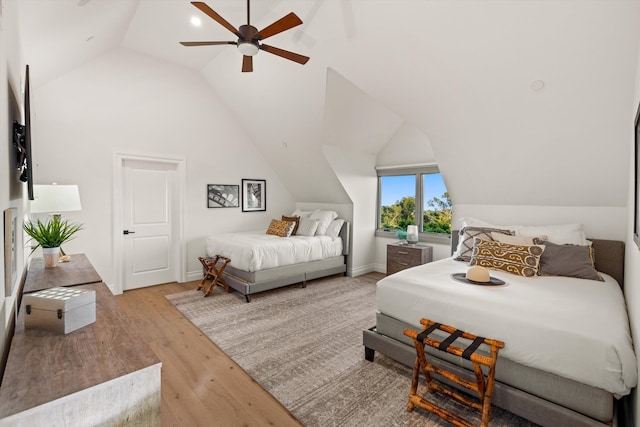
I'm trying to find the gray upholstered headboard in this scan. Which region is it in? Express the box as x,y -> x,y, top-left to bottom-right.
339,221 -> 350,256
450,230 -> 625,287
590,238 -> 625,287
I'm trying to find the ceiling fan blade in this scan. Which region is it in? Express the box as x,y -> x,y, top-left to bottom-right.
242,56 -> 253,73
260,44 -> 309,65
180,41 -> 236,46
191,1 -> 241,37
254,12 -> 303,40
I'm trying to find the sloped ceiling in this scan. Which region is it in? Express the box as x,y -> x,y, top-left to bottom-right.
16,0 -> 640,207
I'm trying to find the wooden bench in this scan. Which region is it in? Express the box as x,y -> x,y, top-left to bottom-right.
404,318 -> 504,427
197,256 -> 231,297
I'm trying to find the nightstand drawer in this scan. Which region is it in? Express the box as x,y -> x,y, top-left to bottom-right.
386,244 -> 433,275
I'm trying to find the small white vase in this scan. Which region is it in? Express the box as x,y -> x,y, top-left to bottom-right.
42,247 -> 60,268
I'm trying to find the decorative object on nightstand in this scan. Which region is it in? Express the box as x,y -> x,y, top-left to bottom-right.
395,229 -> 408,244
387,242 -> 433,275
407,225 -> 419,244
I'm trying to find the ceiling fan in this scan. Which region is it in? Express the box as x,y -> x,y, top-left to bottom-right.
180,1 -> 310,73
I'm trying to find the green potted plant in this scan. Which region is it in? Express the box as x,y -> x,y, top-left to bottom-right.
23,216 -> 83,267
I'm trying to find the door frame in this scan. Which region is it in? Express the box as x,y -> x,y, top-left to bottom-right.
112,152 -> 187,294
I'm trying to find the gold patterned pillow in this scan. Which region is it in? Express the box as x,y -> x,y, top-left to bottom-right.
281,215 -> 300,235
266,219 -> 294,237
470,238 -> 545,277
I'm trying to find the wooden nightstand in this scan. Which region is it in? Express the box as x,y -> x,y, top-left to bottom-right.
387,243 -> 433,275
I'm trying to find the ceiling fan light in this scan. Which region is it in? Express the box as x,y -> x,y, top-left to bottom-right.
238,42 -> 259,56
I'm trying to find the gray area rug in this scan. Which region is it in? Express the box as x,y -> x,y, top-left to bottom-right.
166,275 -> 538,427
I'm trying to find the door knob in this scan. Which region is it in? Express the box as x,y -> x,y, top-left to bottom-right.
123,230 -> 136,235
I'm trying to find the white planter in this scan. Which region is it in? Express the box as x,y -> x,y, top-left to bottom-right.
42,247 -> 60,268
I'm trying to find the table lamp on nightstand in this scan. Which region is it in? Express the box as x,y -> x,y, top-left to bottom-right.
407,225 -> 419,245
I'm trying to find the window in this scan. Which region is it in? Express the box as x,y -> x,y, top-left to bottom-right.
377,165 -> 451,242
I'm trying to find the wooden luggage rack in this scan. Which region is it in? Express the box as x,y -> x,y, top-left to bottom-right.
197,256 -> 231,297
404,318 -> 504,427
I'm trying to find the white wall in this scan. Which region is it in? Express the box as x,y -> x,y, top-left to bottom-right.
0,0 -> 27,367
453,205 -> 627,241
624,42 -> 640,427
376,122 -> 437,169
323,145 -> 376,276
32,47 -> 296,289
374,100 -> 452,270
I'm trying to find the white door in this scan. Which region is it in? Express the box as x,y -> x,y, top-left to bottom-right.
121,160 -> 178,290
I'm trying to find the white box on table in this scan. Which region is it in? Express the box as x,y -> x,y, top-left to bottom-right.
24,287 -> 96,334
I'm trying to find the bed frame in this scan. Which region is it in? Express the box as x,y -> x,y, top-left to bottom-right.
363,233 -> 629,427
219,221 -> 350,302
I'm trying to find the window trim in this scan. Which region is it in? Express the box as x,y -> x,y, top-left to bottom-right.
376,164 -> 451,243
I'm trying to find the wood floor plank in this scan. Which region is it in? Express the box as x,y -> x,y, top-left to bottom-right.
115,280 -> 302,427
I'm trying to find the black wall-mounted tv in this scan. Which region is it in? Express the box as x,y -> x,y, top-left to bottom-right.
634,99 -> 640,249
12,65 -> 33,200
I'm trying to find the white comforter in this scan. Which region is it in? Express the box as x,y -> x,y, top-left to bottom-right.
376,258 -> 637,396
205,231 -> 344,272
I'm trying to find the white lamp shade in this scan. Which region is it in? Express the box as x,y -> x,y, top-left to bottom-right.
31,185 -> 82,214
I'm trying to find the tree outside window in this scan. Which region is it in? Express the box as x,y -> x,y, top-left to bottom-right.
378,168 -> 451,236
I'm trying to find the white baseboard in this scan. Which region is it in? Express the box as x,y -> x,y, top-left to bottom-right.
373,262 -> 386,274
186,270 -> 204,283
349,263 -> 377,277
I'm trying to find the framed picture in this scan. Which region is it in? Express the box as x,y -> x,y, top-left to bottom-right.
207,184 -> 239,208
242,179 -> 266,212
4,208 -> 17,296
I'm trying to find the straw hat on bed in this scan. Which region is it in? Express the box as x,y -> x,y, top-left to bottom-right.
451,266 -> 505,286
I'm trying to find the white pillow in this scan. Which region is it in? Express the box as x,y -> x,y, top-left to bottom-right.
458,218 -> 587,246
291,209 -> 314,218
309,210 -> 339,235
457,217 -> 514,231
515,224 -> 587,245
296,218 -> 319,237
491,232 -> 547,246
325,219 -> 345,239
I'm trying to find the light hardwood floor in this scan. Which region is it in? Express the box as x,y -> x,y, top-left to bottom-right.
115,280 -> 303,427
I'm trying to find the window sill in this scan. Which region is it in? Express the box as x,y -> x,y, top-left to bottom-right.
375,229 -> 451,246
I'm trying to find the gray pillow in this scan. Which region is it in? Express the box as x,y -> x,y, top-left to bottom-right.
454,227 -> 514,262
534,239 -> 603,281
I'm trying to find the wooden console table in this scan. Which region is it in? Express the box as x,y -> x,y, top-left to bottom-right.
22,253 -> 102,294
0,255 -> 161,426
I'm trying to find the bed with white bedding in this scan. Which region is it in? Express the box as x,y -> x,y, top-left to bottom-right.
204,212 -> 349,302
363,224 -> 636,427
205,231 -> 344,272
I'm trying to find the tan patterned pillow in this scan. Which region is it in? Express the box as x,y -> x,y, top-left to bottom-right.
470,238 -> 545,277
266,219 -> 294,237
281,215 -> 300,235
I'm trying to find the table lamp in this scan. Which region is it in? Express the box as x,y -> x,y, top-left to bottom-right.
407,225 -> 419,244
30,184 -> 82,219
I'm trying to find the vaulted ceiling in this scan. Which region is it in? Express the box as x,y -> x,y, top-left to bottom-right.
16,0 -> 640,207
